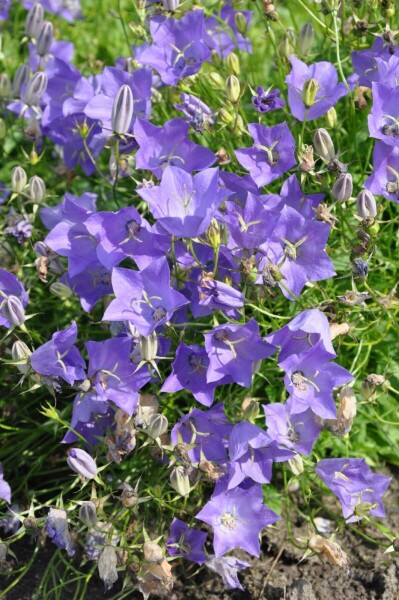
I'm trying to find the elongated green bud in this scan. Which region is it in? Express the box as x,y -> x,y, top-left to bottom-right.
225,75 -> 241,103
235,11 -> 247,34
298,22 -> 314,55
226,52 -> 240,76
170,466 -> 190,496
11,166 -> 27,194
303,78 -> 319,108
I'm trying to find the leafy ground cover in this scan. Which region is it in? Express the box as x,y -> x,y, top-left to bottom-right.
1,0 -> 399,598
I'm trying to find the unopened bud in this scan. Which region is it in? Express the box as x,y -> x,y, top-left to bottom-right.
36,21 -> 54,57
0,118 -> 6,139
111,84 -> 134,135
326,106 -> 337,129
29,176 -> 46,203
208,72 -> 225,89
23,72 -> 47,106
218,108 -> 234,125
206,218 -> 221,249
98,546 -> 118,591
309,535 -> 349,568
279,28 -> 295,59
146,413 -> 168,439
313,128 -> 336,163
241,397 -> 260,421
356,189 -> 377,219
225,75 -> 241,103
170,466 -> 190,496
335,386 -> 356,435
79,501 -> 98,527
303,78 -> 319,108
11,166 -> 27,194
12,340 -> 31,374
139,332 -> 158,362
287,454 -> 304,476
162,0 -> 179,10
144,541 -> 163,562
49,282 -> 73,299
226,52 -> 240,76
3,296 -> 26,326
12,64 -> 30,97
332,173 -> 353,202
25,3 -> 44,38
235,11 -> 248,34
0,74 -> 11,98
67,448 -> 98,480
298,22 -> 314,55
352,257 -> 368,279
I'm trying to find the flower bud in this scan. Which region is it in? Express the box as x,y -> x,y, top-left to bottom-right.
225,75 -> 240,103
25,3 -> 44,38
206,218 -> 221,249
313,128 -> 336,163
11,166 -> 27,194
287,454 -> 304,476
111,84 -> 134,135
36,21 -> 53,57
356,189 -> 377,219
12,64 -> 30,97
241,397 -> 260,421
98,546 -> 118,591
67,448 -> 98,480
332,173 -> 353,202
326,106 -> 337,129
0,74 -> 11,99
298,22 -> 314,55
79,501 -> 98,527
279,28 -> 295,59
23,72 -> 47,106
29,175 -> 46,203
303,78 -> 319,108
146,413 -> 168,439
208,72 -> 225,89
3,296 -> 26,326
235,11 -> 248,34
49,282 -> 73,299
139,332 -> 158,362
170,466 -> 190,496
226,52 -> 240,76
309,535 -> 349,569
162,0 -> 179,10
143,541 -> 163,563
12,340 -> 31,374
335,386 -> 356,435
218,108 -> 234,125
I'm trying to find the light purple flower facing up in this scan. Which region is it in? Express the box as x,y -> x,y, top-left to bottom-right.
134,118 -> 215,177
351,37 -> 399,88
137,166 -> 229,238
166,518 -> 207,564
139,11 -> 210,85
316,458 -> 391,523
67,448 -> 97,480
235,122 -> 296,188
285,56 -> 347,121
30,322 -> 86,386
263,402 -> 320,455
364,142 -> 399,203
204,318 -> 276,388
0,464 -> 11,503
205,555 -> 249,590
46,508 -> 75,556
368,83 -> 399,145
102,258 -> 189,336
196,476 -> 280,557
0,268 -> 29,328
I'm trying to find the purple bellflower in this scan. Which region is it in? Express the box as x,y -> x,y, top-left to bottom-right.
205,555 -> 249,590
46,508 -> 75,557
62,391 -> 114,446
364,142 -> 399,203
203,3 -> 252,57
263,402 -> 320,455
368,83 -> 399,146
252,87 -> 285,113
166,518 -> 207,564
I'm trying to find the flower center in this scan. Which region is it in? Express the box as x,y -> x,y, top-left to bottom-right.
220,512 -> 237,530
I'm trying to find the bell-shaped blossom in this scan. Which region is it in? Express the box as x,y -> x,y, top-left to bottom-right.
285,56 -> 347,121
0,0 -> 10,20
134,118 -> 215,177
46,508 -> 75,556
265,174 -> 324,219
102,258 -> 189,336
266,308 -> 336,362
204,319 -> 276,388
139,11 -> 210,85
364,142 -> 399,203
84,206 -> 170,270
316,458 -> 391,523
196,476 -> 280,557
280,342 -> 353,419
30,322 -> 86,386
368,83 -> 399,146
205,555 -> 249,590
0,464 -> 11,503
0,268 -> 29,329
224,193 -> 278,250
263,402 -> 320,455
351,36 -> 399,88
187,272 -> 245,318
62,391 -> 114,446
137,166 -> 229,238
166,518 -> 207,564
235,122 -> 296,188
61,260 -> 113,313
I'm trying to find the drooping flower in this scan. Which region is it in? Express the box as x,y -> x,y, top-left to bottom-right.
235,122 -> 296,188
196,476 -> 280,557
166,518 -> 207,564
205,555 -> 249,590
174,93 -> 214,134
285,56 -> 347,121
46,508 -> 75,556
316,458 -> 391,523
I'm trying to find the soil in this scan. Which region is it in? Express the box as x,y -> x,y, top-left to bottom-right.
1,470 -> 399,600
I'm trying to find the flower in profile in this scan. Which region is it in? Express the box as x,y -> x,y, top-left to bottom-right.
0,464 -> 11,503
368,83 -> 399,146
174,93 -> 214,134
285,56 -> 347,121
235,122 -> 296,188
196,476 -> 280,556
139,11 -> 210,85
67,448 -> 98,480
316,458 -> 391,523
166,518 -> 207,564
102,258 -> 189,336
364,142 -> 399,203
30,322 -> 86,386
252,87 -> 285,113
205,555 -> 249,590
46,508 -> 75,556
